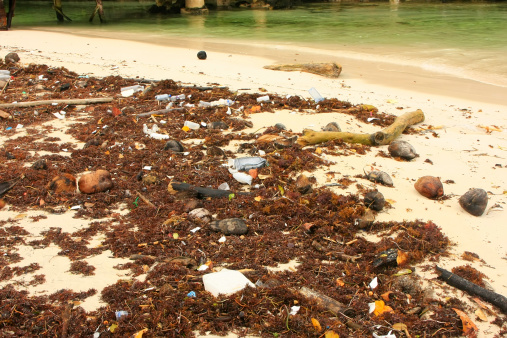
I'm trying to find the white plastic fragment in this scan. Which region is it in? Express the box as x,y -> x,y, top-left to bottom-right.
218,236 -> 226,243
369,276 -> 378,289
372,330 -> 397,338
368,302 -> 376,314
232,172 -> 253,185
70,205 -> 81,210
143,123 -> 169,140
53,112 -> 65,119
121,85 -> 143,97
16,124 -> 23,129
218,182 -> 230,191
190,227 -> 201,233
256,95 -> 270,102
290,306 -> 300,316
143,166 -> 152,171
203,269 -> 255,297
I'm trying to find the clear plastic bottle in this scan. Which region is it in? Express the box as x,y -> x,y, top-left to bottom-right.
155,94 -> 171,101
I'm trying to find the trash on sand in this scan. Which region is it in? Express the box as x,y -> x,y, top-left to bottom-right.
143,124 -> 169,140
115,310 -> 129,320
308,87 -> 324,103
290,305 -> 300,315
257,95 -> 270,102
231,171 -> 253,185
121,85 -> 143,97
372,330 -> 397,338
183,121 -> 200,130
203,269 -> 255,297
233,157 -> 267,171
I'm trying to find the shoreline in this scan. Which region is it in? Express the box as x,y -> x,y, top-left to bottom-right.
1,29 -> 506,336
8,27 -> 507,108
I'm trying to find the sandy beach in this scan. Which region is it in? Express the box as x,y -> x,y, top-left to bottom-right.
1,29 -> 506,337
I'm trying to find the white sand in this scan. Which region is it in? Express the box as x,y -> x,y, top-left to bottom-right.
1,29 -> 506,336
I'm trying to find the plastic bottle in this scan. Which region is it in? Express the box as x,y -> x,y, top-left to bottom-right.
308,87 -> 324,103
183,121 -> 200,130
233,157 -> 267,171
155,94 -> 171,101
171,94 -> 186,101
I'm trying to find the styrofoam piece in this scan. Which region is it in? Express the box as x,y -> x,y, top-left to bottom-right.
203,269 -> 255,297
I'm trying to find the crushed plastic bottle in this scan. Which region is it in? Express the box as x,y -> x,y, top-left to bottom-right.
155,94 -> 171,101
233,157 -> 267,171
256,95 -> 270,102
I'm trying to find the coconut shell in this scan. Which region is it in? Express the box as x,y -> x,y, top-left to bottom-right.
322,122 -> 341,132
388,140 -> 418,160
459,188 -> 488,216
78,170 -> 113,194
188,208 -> 212,223
364,190 -> 385,211
164,140 -> 184,152
414,176 -> 443,199
367,170 -> 393,187
295,174 -> 313,194
47,173 -> 77,193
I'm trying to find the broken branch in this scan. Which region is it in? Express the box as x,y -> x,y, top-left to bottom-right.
436,265 -> 507,313
297,109 -> 425,146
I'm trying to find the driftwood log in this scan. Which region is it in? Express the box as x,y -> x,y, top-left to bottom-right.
297,109 -> 424,146
436,266 -> 507,313
0,97 -> 113,109
264,63 -> 342,78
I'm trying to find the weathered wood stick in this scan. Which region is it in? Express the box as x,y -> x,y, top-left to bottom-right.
299,286 -> 347,314
298,287 -> 363,330
297,109 -> 424,146
0,97 -> 113,108
136,107 -> 185,118
168,182 -> 234,199
436,266 -> 507,313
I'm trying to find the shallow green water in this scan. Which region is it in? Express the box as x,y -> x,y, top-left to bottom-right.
7,1 -> 507,88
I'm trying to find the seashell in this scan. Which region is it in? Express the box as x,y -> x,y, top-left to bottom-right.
47,173 -> 77,193
164,140 -> 184,152
78,170 -> 113,194
459,188 -> 488,216
322,122 -> 341,132
364,190 -> 385,211
188,208 -> 212,223
388,140 -> 418,160
366,170 -> 393,187
414,176 -> 443,199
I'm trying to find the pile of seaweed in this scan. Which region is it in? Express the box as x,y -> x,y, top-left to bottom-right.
1,63 -> 505,337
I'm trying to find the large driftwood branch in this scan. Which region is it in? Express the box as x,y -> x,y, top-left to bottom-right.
436,266 -> 507,313
0,97 -> 113,109
297,109 -> 424,146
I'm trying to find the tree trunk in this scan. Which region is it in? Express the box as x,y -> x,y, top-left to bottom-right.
297,109 -> 425,147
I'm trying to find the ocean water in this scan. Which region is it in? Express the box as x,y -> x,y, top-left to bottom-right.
8,1 -> 507,88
